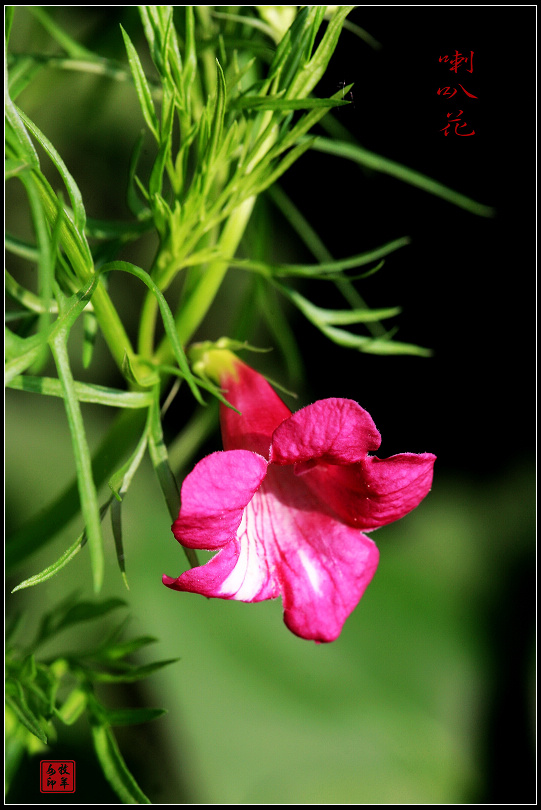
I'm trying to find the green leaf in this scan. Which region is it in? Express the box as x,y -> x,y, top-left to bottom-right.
148,92 -> 175,198
230,94 -> 349,111
49,332 -> 105,593
7,374 -> 154,409
10,498 -> 114,594
274,280 -> 431,357
342,17 -> 382,50
125,130 -> 150,217
276,6 -> 313,91
17,108 -> 88,232
120,25 -> 160,142
32,594 -> 126,647
9,539 -> 82,593
287,6 -> 354,99
322,318 -> 432,356
138,5 -> 168,76
162,7 -> 183,91
242,85 -> 350,199
6,161 -> 57,373
272,283 -> 400,325
47,276 -> 98,343
108,419 -> 151,586
147,360 -> 240,412
20,169 -> 94,278
108,415 -> 150,500
57,598 -> 126,633
203,59 -> 226,171
5,5 -> 15,44
310,136 -> 496,217
230,237 -> 410,279
90,722 -> 151,804
29,6 -> 99,61
85,659 -> 179,684
5,685 -> 48,744
210,8 -> 276,40
181,6 -> 197,100
296,298 -> 400,325
110,497 -> 128,588
4,90 -> 40,168
95,635 -> 158,662
346,333 -> 434,357
99,707 -> 167,727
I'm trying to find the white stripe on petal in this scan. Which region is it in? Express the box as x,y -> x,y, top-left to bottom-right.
296,548 -> 323,596
218,508 -> 278,601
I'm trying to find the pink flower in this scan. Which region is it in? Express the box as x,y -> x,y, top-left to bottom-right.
163,351 -> 436,642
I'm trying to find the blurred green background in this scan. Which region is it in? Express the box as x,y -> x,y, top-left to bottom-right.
6,6 -> 535,804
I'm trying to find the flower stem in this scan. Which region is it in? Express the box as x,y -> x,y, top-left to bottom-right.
137,283 -> 160,358
91,281 -> 139,373
154,196 -> 256,363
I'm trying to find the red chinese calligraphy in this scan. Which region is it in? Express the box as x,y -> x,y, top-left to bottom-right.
437,86 -> 457,99
439,50 -> 474,73
437,84 -> 478,100
440,110 -> 475,137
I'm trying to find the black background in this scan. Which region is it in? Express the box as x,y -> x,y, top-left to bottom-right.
281,5 -> 535,480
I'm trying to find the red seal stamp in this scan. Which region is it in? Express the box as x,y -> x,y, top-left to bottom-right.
40,760 -> 76,793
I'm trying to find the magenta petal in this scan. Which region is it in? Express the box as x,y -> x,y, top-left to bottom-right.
281,526 -> 379,643
171,450 -> 268,549
164,527 -> 281,602
219,359 -> 291,457
303,452 -> 436,530
164,541 -> 240,596
255,466 -> 380,642
357,453 -> 436,527
270,398 -> 381,465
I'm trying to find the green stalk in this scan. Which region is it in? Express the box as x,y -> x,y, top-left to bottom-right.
147,388 -> 199,569
155,195 -> 256,363
137,283 -> 160,358
90,281 -> 139,374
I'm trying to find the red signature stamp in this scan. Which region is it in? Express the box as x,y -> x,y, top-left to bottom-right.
40,760 -> 76,793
